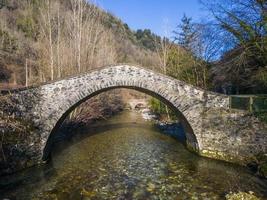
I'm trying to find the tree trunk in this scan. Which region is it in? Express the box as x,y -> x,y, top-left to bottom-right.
47,0 -> 54,80
25,58 -> 28,87
57,4 -> 61,78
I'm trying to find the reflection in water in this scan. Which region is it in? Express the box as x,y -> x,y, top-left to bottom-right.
0,111 -> 267,200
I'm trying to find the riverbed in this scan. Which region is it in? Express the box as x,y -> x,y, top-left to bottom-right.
0,111 -> 267,199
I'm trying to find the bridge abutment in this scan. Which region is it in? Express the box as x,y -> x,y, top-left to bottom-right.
1,65 -> 267,175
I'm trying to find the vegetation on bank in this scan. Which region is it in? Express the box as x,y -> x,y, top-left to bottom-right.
254,112 -> 267,124
150,0 -> 267,117
149,98 -> 177,121
0,0 -> 266,121
64,90 -> 125,125
1,0 -> 265,91
0,0 -> 163,123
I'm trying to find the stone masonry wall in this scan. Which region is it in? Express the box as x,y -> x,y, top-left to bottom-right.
1,65 -> 267,170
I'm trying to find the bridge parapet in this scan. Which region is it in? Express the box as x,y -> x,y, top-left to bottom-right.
1,65 -> 267,174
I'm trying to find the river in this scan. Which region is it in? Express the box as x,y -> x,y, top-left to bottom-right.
0,111 -> 267,200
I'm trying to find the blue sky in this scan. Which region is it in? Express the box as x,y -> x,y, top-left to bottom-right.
95,0 -> 209,37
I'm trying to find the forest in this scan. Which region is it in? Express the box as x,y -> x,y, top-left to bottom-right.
0,0 -> 266,121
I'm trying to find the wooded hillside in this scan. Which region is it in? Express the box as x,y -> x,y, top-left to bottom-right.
0,0 -> 266,94
0,0 -> 160,87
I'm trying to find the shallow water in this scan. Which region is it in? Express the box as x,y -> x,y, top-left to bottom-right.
1,111 -> 267,200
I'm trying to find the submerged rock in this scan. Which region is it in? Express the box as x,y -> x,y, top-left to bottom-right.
80,188 -> 96,198
146,182 -> 156,192
225,192 -> 260,200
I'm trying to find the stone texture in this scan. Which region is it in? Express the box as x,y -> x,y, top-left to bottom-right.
1,65 -> 267,166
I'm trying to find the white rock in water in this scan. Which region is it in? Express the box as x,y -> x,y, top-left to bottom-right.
140,109 -> 157,120
225,192 -> 260,200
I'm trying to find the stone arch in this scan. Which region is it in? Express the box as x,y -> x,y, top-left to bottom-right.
42,86 -> 199,160
10,65 -> 242,164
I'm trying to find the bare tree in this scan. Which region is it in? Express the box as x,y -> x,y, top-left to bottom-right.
56,2 -> 61,78
153,22 -> 173,119
39,0 -> 55,80
25,58 -> 28,86
201,0 -> 267,93
154,34 -> 172,76
70,0 -> 88,73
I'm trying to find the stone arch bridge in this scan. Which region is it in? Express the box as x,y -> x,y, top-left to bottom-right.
2,65 -> 267,167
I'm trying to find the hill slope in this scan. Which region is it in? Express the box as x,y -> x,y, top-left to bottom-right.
0,0 -> 160,87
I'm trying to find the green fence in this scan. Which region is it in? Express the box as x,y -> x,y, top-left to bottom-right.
230,95 -> 267,112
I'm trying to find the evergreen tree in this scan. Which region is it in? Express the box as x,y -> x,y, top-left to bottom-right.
173,14 -> 197,52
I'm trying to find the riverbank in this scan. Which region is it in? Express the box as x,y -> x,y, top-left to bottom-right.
137,108 -> 186,143
137,106 -> 267,180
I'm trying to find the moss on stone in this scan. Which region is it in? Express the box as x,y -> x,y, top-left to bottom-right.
259,163 -> 267,178
186,142 -> 199,154
199,149 -> 246,165
255,153 -> 267,178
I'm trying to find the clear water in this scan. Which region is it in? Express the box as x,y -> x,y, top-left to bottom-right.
1,111 -> 267,200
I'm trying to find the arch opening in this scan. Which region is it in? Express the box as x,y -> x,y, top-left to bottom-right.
42,86 -> 199,160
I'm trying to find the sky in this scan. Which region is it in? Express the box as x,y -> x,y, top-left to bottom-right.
95,0 -> 209,37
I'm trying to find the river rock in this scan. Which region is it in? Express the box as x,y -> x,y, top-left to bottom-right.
225,192 -> 260,200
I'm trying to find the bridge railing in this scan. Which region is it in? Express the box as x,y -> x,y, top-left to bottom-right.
229,95 -> 267,113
